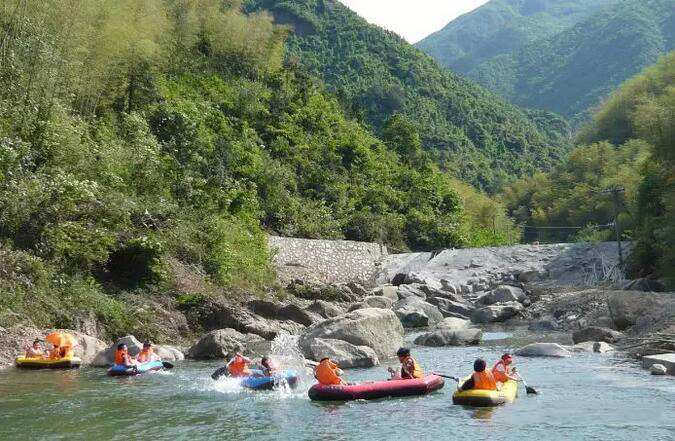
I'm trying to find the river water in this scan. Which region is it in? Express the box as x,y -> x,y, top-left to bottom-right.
1,329 -> 674,441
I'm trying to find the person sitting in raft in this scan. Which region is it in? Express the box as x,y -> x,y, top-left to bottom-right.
314,357 -> 344,385
114,344 -> 137,367
388,347 -> 423,380
136,342 -> 158,363
25,339 -> 46,358
460,358 -> 499,391
492,353 -> 519,384
48,344 -> 73,360
227,352 -> 253,377
260,356 -> 279,376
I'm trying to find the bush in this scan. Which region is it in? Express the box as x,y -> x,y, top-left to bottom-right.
106,237 -> 166,289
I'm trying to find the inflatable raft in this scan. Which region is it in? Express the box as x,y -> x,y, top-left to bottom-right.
15,356 -> 81,369
308,375 -> 445,401
452,379 -> 518,406
107,360 -> 164,377
239,369 -> 299,390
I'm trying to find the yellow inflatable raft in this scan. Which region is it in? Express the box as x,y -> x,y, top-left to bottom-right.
15,355 -> 82,369
452,379 -> 518,407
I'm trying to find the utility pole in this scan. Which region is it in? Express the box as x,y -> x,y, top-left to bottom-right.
600,187 -> 626,269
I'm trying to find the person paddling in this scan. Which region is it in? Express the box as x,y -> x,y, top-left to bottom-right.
315,357 -> 344,385
227,352 -> 252,377
136,342 -> 157,363
389,347 -> 423,380
114,344 -> 137,368
460,358 -> 499,391
492,353 -> 519,384
260,356 -> 279,376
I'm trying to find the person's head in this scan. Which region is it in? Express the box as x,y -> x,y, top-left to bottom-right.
396,347 -> 410,360
474,358 -> 487,372
143,342 -> 152,350
319,357 -> 330,363
52,344 -> 59,349
33,339 -> 41,348
501,353 -> 513,365
117,344 -> 127,351
261,356 -> 270,367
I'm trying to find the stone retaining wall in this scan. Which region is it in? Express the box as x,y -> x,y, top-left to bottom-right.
268,236 -> 387,286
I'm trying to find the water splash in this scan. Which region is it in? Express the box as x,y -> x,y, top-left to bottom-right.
268,332 -> 314,397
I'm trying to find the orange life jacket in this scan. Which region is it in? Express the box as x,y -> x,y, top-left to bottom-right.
114,349 -> 129,365
228,356 -> 251,377
61,346 -> 73,358
472,369 -> 498,390
400,356 -> 423,379
492,360 -> 511,383
315,359 -> 342,385
49,347 -> 61,360
137,348 -> 154,363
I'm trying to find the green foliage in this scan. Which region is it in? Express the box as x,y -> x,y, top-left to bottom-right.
107,237 -> 166,289
421,0 -> 675,122
246,0 -> 571,192
573,225 -> 613,243
176,292 -> 210,309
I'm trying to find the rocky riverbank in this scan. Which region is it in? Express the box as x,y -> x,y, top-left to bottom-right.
2,241 -> 673,376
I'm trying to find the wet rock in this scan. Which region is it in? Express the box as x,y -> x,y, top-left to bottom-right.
348,296 -> 394,311
426,297 -> 473,318
298,308 -> 403,359
650,364 -> 667,375
477,286 -> 525,305
393,297 -> 444,328
306,300 -> 345,319
471,302 -> 523,324
396,284 -> 427,300
186,329 -> 265,360
571,341 -> 614,353
300,338 -> 379,368
413,328 -> 482,347
572,326 -> 624,344
435,317 -> 470,330
528,319 -> 559,332
641,353 -> 675,375
515,343 -> 572,358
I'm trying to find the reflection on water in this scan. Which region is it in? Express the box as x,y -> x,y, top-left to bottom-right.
1,333 -> 674,440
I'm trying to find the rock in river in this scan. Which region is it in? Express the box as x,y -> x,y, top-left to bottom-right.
413,329 -> 482,347
515,343 -> 572,358
477,285 -> 526,305
572,326 -> 623,344
471,302 -> 523,324
298,308 -> 403,360
186,329 -> 265,360
300,338 -> 379,368
435,317 -> 470,330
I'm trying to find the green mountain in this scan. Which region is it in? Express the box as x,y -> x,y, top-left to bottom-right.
420,0 -> 675,122
416,0 -> 615,74
246,0 -> 571,192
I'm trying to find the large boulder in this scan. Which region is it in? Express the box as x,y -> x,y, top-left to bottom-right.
348,296 -> 394,312
298,308 -> 403,360
477,286 -> 526,305
435,317 -> 470,330
71,334 -> 108,365
186,329 -> 265,360
426,297 -> 474,318
607,291 -> 675,331
154,345 -> 185,361
641,353 -> 675,375
515,343 -> 573,358
300,338 -> 379,368
277,304 -> 321,327
471,302 -> 523,324
396,284 -> 427,300
246,299 -> 280,319
393,298 -> 443,328
572,326 -> 624,344
306,300 -> 345,319
413,329 -> 482,347
650,364 -> 668,375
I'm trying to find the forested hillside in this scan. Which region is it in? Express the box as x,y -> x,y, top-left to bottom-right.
0,0 -> 523,336
417,0 -> 615,74
502,51 -> 675,285
246,0 -> 571,192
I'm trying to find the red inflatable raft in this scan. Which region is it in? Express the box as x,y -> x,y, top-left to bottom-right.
308,375 -> 445,401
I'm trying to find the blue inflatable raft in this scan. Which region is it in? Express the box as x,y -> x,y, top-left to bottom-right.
239,369 -> 299,390
108,360 -> 164,376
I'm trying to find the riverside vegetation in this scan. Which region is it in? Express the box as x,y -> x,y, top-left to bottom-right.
0,0 -> 523,340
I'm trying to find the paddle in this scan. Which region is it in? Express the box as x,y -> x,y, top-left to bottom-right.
211,366 -> 228,380
515,372 -> 538,394
432,372 -> 461,383
162,361 -> 174,370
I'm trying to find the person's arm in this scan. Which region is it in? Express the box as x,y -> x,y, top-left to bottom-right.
460,377 -> 474,391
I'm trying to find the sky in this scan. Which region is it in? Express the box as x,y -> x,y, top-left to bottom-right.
338,0 -> 490,43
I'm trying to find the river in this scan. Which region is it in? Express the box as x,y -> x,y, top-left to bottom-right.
1,329 -> 674,441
